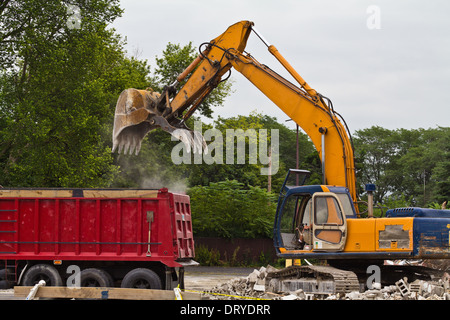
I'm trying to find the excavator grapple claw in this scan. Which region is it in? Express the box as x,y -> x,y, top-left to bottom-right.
112,88 -> 206,155
112,88 -> 157,155
171,128 -> 208,154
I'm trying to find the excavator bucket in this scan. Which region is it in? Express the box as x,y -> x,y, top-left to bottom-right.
112,88 -> 207,155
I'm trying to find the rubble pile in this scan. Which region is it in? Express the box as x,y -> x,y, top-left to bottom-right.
206,265 -> 450,300
206,266 -> 278,300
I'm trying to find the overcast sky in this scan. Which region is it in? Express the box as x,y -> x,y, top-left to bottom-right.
112,0 -> 449,133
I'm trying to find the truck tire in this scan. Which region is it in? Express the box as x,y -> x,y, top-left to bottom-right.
80,268 -> 114,287
121,268 -> 162,289
0,268 -> 14,289
22,264 -> 63,287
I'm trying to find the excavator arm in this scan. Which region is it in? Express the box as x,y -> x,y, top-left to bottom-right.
112,21 -> 252,155
112,21 -> 357,203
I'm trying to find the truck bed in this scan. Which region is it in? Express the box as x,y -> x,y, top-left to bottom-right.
0,188 -> 194,267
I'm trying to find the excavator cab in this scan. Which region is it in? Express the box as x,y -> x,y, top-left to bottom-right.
311,192 -> 347,251
274,169 -> 353,257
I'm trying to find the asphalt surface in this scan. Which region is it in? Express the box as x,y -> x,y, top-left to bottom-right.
184,266 -> 254,291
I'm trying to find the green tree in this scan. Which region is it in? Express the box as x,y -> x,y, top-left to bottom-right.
188,180 -> 277,238
0,1 -> 121,70
150,42 -> 232,118
0,0 -> 149,187
187,112 -> 273,189
395,127 -> 449,206
353,126 -> 400,203
185,112 -> 317,192
354,126 -> 449,206
434,157 -> 450,205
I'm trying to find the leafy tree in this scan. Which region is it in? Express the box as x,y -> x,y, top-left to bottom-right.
0,0 -> 121,71
184,112 -> 318,192
353,126 -> 399,203
187,112 -> 274,189
260,115 -> 315,173
433,157 -> 450,205
395,127 -> 449,206
354,126 -> 449,206
0,0 -> 148,187
150,42 -> 233,118
188,180 -> 277,238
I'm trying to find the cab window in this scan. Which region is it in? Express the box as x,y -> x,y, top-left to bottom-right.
279,194 -> 311,233
314,196 -> 343,225
335,193 -> 355,217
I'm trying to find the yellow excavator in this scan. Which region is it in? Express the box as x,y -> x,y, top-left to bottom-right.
113,21 -> 450,293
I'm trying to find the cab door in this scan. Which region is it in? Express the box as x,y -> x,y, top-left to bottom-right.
312,192 -> 347,251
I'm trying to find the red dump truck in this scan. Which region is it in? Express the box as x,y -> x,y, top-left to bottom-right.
0,187 -> 195,290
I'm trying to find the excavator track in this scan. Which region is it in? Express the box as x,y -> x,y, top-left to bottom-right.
267,265 -> 360,294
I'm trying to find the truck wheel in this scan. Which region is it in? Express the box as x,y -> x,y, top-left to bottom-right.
121,268 -> 162,289
0,268 -> 14,289
80,268 -> 114,287
22,264 -> 63,287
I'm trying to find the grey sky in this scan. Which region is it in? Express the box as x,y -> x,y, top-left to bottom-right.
113,0 -> 450,133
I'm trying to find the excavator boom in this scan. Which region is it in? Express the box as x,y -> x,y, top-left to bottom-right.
112,20 -> 357,202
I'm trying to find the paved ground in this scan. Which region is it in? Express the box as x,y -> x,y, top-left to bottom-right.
183,266 -> 254,291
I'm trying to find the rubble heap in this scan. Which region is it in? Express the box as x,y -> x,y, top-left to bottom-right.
206,265 -> 450,300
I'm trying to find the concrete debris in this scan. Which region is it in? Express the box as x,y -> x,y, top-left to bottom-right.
205,265 -> 450,300
395,278 -> 410,296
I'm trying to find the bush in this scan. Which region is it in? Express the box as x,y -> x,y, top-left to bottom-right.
195,245 -> 222,266
188,180 -> 277,238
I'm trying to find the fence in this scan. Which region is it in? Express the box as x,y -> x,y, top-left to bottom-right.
194,237 -> 277,265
